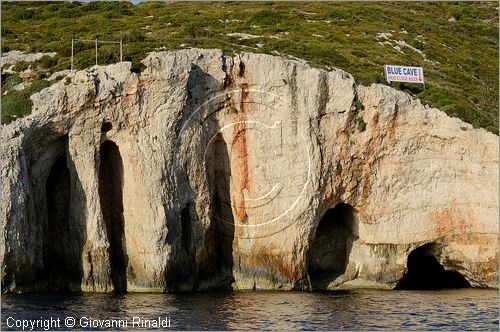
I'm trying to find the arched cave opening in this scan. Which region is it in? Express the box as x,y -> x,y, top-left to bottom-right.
203,133 -> 235,287
308,203 -> 358,288
44,150 -> 80,289
98,140 -> 128,292
395,243 -> 471,290
168,203 -> 198,288
101,121 -> 113,133
169,203 -> 198,286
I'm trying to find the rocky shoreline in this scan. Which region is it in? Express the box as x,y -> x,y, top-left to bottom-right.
1,49 -> 498,292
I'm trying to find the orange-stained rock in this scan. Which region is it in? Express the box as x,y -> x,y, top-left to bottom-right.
1,49 -> 498,292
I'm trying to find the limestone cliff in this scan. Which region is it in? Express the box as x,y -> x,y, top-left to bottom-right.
1,49 -> 498,292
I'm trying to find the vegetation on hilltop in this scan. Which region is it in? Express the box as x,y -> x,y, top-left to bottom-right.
1,1 -> 498,133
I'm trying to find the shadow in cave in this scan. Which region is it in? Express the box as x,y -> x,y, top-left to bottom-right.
43,136 -> 83,290
99,140 -> 128,292
395,243 -> 471,290
167,198 -> 199,290
165,64 -> 235,291
181,203 -> 194,266
201,133 -> 235,289
308,203 -> 359,290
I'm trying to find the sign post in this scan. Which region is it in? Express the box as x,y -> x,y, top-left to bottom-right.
385,65 -> 425,88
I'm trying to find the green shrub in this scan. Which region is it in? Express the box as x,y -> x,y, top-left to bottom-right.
357,118 -> 367,132
327,10 -> 350,20
1,90 -> 31,124
124,30 -> 146,42
26,79 -> 51,94
249,9 -> 286,26
354,99 -> 365,111
104,6 -> 134,18
353,117 -> 367,132
12,8 -> 37,21
73,49 -> 97,69
398,82 -> 424,95
0,1 -> 497,132
57,8 -> 82,19
1,28 -> 14,37
34,55 -> 58,70
81,2 -> 101,12
183,24 -> 213,39
1,74 -> 22,92
1,79 -> 51,125
12,61 -> 30,72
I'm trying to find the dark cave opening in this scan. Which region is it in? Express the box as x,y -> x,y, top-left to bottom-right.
203,133 -> 235,288
170,202 -> 198,286
308,203 -> 358,288
395,243 -> 471,290
101,121 -> 113,133
181,204 -> 192,255
98,140 -> 128,292
44,150 -> 79,289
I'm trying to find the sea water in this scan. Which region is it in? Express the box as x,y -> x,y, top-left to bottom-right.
2,289 -> 498,330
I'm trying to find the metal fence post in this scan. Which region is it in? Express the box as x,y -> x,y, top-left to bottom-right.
72,38 -> 123,68
95,38 -> 98,66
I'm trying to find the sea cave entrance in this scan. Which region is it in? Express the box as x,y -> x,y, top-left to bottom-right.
44,147 -> 81,289
395,243 -> 471,290
98,140 -> 128,292
204,133 -> 235,288
308,203 -> 358,288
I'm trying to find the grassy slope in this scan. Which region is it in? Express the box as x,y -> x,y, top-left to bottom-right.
1,1 -> 498,133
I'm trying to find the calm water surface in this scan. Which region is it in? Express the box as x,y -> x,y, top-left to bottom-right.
2,289 -> 498,330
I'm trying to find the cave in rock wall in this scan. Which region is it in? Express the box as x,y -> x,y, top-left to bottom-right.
396,243 -> 471,290
308,203 -> 359,289
43,136 -> 83,290
98,140 -> 128,292
203,133 -> 235,288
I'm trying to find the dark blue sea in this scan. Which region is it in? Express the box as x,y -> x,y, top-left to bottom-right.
1,289 -> 498,330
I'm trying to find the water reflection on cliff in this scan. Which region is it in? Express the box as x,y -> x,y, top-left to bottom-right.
2,289 -> 498,330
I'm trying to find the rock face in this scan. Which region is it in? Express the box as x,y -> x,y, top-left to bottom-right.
0,50 -> 57,71
1,49 -> 498,292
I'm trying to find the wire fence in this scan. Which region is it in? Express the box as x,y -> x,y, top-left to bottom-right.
71,38 -> 123,71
